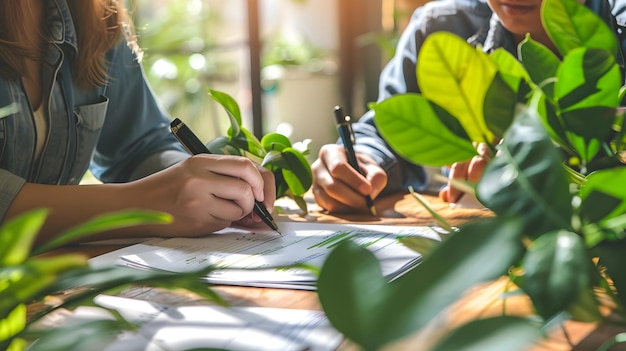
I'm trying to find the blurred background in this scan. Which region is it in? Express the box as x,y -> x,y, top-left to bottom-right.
126,0 -> 428,160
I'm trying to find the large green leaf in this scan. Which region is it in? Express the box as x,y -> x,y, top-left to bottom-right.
373,94 -> 476,167
561,106 -> 615,165
318,217 -> 525,350
477,107 -> 573,237
430,317 -> 541,351
542,0 -> 617,57
0,209 -> 48,267
580,168 -> 626,223
32,210 -> 172,256
522,230 -> 593,319
417,32 -> 497,144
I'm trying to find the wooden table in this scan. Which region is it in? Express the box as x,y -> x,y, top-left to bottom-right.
39,193 -> 626,351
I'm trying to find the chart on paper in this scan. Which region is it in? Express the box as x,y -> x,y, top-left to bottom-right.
118,221 -> 443,289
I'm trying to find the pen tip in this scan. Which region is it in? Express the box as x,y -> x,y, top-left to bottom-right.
369,206 -> 377,216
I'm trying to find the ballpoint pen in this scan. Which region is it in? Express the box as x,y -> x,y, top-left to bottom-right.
170,118 -> 282,235
333,106 -> 377,215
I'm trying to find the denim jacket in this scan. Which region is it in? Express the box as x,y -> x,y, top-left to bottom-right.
351,0 -> 626,196
0,0 -> 187,220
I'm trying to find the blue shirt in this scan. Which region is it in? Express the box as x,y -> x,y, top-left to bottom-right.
0,0 -> 188,220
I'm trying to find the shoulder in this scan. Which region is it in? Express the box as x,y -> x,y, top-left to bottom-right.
407,0 -> 493,37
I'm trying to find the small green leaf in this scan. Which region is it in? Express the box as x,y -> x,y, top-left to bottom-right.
399,236 -> 441,257
280,148 -> 312,196
483,73 -> 517,138
207,89 -> 242,136
261,133 -> 292,151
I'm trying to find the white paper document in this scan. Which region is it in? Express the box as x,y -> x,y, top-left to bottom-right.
114,222 -> 441,290
69,294 -> 342,351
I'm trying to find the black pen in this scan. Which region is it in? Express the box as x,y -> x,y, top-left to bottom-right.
170,118 -> 282,235
333,106 -> 377,215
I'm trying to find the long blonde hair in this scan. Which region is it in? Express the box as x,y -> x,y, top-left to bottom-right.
0,0 -> 137,89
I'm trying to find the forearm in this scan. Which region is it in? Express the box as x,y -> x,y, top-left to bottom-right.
5,182 -> 166,246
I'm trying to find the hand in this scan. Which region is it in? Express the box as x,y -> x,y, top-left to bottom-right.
312,144 -> 387,213
132,154 -> 276,236
439,142 -> 490,203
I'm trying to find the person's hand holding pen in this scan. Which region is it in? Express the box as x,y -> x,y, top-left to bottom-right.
170,118 -> 281,234
311,107 -> 386,214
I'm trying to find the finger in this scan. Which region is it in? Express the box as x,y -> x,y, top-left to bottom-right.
312,184 -> 363,213
361,162 -> 387,199
320,145 -> 371,193
197,155 -> 266,202
447,161 -> 469,203
467,156 -> 489,183
258,166 -> 276,213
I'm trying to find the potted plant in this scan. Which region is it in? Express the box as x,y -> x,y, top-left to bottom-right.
205,89 -> 313,212
315,0 -> 626,349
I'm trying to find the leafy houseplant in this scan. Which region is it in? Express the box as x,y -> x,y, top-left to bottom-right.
316,0 -> 626,349
205,89 -> 313,212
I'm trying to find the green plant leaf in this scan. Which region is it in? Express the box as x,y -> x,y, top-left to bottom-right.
522,230 -> 593,319
261,133 -> 292,151
519,35 -> 560,99
373,94 -> 476,167
318,217 -> 525,351
542,0 -> 617,57
398,236 -> 441,257
279,148 -> 312,196
207,89 -> 242,136
0,209 -> 48,267
317,240 -> 389,351
561,106 -> 615,165
580,168 -> 626,223
48,265 -> 227,311
430,316 -> 541,351
24,319 -> 126,351
0,304 -> 26,345
477,106 -> 573,237
32,210 -> 172,256
418,31 -> 497,144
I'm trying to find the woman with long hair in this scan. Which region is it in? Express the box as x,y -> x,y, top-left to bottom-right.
0,0 -> 276,246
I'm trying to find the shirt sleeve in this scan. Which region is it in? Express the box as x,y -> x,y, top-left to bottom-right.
90,41 -> 189,183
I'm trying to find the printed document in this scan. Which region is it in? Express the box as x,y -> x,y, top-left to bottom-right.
67,294 -> 342,351
110,222 -> 441,290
